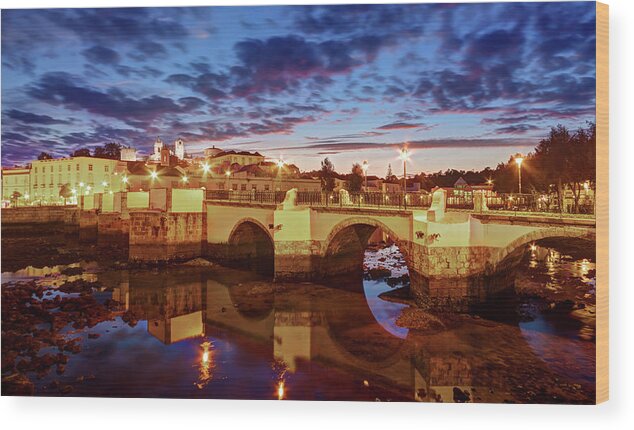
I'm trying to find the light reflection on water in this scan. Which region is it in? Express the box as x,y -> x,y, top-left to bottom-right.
1,242 -> 596,403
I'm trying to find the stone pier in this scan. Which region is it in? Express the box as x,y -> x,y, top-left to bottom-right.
129,211 -> 206,262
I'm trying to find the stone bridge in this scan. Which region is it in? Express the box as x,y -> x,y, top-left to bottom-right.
203,189 -> 595,310
8,188 -> 594,310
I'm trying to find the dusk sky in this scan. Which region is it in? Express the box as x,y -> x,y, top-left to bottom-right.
1,2 -> 596,175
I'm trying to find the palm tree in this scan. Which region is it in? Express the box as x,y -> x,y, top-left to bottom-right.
10,191 -> 22,207
59,183 -> 73,205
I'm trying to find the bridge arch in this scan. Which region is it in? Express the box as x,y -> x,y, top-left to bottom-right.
488,226 -> 596,272
227,218 -> 275,276
321,216 -> 410,279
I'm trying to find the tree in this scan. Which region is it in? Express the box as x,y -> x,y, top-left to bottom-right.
320,157 -> 336,192
94,142 -> 122,159
10,191 -> 22,207
37,152 -> 53,160
59,183 -> 73,205
346,163 -> 364,192
386,163 -> 393,179
71,148 -> 91,157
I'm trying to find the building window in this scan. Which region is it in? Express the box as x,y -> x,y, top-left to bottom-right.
232,184 -> 238,191
264,184 -> 270,191
76,164 -> 79,171
68,165 -> 71,171
34,167 -> 38,174
42,166 -> 46,173
58,165 -> 62,172
105,165 -> 109,172
240,184 -> 247,191
88,164 -> 93,171
218,183 -> 225,190
252,185 -> 257,191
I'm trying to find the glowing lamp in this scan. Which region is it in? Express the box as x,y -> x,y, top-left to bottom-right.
150,171 -> 158,180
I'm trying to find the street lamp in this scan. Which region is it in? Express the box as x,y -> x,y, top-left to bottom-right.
514,154 -> 524,194
202,162 -> 210,174
150,170 -> 158,180
275,158 -> 285,192
399,147 -> 410,201
225,170 -> 231,191
361,160 -> 369,191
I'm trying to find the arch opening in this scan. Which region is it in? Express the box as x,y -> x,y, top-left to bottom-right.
474,235 -> 596,320
322,220 -> 411,340
227,220 -> 274,277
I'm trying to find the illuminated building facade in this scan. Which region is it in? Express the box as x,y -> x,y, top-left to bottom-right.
29,156 -> 127,204
1,166 -> 31,206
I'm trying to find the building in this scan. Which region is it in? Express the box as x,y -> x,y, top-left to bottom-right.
29,156 -> 127,205
206,150 -> 266,174
203,146 -> 223,158
174,138 -> 185,160
149,137 -> 187,163
123,162 -> 189,191
120,147 -> 138,162
431,176 -> 495,208
1,166 -> 31,207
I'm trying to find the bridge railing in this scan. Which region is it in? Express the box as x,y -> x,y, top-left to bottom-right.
206,190 -> 432,210
206,190 -> 595,216
484,193 -> 595,215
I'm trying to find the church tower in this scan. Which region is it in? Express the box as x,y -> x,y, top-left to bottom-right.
154,137 -> 164,158
174,137 -> 185,160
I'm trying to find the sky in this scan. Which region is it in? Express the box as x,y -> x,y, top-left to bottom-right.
1,2 -> 596,176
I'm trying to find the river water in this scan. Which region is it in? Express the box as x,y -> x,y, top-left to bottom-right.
1,233 -> 595,403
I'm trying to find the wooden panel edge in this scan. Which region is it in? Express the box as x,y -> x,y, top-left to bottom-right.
595,0 -> 609,405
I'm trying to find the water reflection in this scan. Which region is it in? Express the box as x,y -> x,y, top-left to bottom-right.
1,242 -> 595,403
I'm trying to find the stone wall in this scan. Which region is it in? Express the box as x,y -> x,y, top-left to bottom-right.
79,210 -> 98,242
97,212 -> 130,247
129,211 -> 205,262
1,205 -> 78,225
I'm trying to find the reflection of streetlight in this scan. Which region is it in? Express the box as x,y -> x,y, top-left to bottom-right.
514,154 -> 524,194
277,381 -> 285,400
181,175 -> 189,184
399,147 -> 410,201
196,341 -> 214,390
361,160 -> 369,191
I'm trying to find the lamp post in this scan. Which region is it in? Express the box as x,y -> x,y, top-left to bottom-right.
514,154 -> 524,194
399,147 -> 410,205
361,160 -> 369,191
225,170 -> 231,192
275,158 -> 285,194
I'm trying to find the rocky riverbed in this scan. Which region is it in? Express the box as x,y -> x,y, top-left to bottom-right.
2,230 -> 596,403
